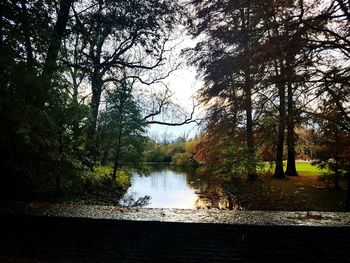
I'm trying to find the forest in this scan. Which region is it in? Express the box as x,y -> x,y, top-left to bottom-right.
0,0 -> 349,211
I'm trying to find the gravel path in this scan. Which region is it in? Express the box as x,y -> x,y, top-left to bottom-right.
1,203 -> 350,262
1,202 -> 349,226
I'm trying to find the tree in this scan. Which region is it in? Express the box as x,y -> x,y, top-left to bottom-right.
171,138 -> 199,167
41,0 -> 74,91
312,102 -> 350,191
298,0 -> 350,132
258,0 -> 313,178
67,0 -> 182,161
187,0 -> 273,180
265,5 -> 290,179
298,0 -> 350,208
99,79 -> 147,180
0,0 -> 88,198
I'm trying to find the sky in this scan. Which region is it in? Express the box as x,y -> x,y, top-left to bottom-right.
147,31 -> 204,141
147,66 -> 202,141
76,25 -> 204,142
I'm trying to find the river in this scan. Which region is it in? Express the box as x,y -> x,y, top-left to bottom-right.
120,165 -> 234,209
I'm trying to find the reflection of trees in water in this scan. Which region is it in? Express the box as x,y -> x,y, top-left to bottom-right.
186,171 -> 208,190
192,173 -> 241,210
195,184 -> 231,210
170,165 -> 196,174
170,165 -> 240,210
119,194 -> 151,207
144,163 -> 170,173
147,163 -> 197,175
126,164 -> 240,210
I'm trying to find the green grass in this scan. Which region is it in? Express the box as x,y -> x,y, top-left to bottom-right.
115,170 -> 131,189
260,161 -> 328,176
293,162 -> 327,176
94,166 -> 131,189
232,163 -> 346,211
94,166 -> 114,177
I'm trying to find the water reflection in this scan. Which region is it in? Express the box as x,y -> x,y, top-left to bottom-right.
120,165 -> 237,210
119,195 -> 151,207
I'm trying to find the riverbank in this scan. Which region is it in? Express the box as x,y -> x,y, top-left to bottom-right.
2,162 -> 345,211
0,167 -> 132,207
1,202 -> 349,226
228,173 -> 347,211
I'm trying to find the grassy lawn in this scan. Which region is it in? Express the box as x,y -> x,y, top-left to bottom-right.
94,166 -> 131,189
58,166 -> 132,206
260,161 -> 327,176
292,161 -> 327,176
230,161 -> 346,212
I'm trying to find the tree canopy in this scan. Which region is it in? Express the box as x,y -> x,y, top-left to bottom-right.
1,0 -> 349,211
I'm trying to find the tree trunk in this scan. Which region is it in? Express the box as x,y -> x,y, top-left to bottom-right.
0,7 -> 4,87
112,152 -> 119,181
274,81 -> 286,179
27,0 -> 73,106
112,130 -> 122,181
345,170 -> 350,212
112,97 -> 125,181
240,3 -> 256,181
87,73 -> 103,163
42,0 -> 74,82
55,131 -> 64,197
245,69 -> 257,181
285,81 -> 298,176
37,0 -> 74,98
20,0 -> 34,70
334,171 -> 341,190
55,176 -> 62,197
101,148 -> 110,166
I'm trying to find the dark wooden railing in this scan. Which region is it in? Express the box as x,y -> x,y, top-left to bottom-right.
0,214 -> 349,262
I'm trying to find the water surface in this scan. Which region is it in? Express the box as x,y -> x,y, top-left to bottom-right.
120,165 -> 232,209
